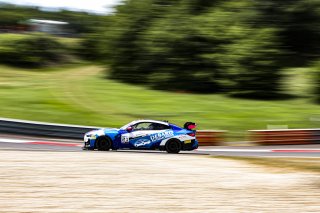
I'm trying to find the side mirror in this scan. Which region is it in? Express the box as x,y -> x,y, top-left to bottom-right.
126,126 -> 133,132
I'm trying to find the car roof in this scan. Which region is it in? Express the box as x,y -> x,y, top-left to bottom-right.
131,120 -> 169,125
120,119 -> 170,130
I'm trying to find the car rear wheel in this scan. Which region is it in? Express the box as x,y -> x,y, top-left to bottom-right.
165,139 -> 182,154
95,136 -> 112,151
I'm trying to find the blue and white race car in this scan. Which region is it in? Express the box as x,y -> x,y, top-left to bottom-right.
83,120 -> 198,153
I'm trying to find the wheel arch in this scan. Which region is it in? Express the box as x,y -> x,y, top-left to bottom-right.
160,136 -> 182,146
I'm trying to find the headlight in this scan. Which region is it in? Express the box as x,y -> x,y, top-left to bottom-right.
86,134 -> 96,139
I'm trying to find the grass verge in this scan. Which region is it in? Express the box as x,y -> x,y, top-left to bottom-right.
0,64 -> 320,141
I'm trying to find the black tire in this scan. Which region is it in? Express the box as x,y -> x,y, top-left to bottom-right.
95,136 -> 112,151
165,139 -> 182,154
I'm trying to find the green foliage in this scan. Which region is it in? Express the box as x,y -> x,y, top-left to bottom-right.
142,13 -> 222,92
107,0 -> 171,83
0,34 -> 68,67
219,28 -> 284,96
254,0 -> 320,65
317,74 -> 320,103
77,34 -> 105,61
109,0 -> 281,93
0,2 -> 109,67
1,0 -> 320,100
311,61 -> 320,103
104,0 -> 320,98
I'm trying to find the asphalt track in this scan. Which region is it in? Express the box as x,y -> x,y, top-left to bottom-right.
1,134 -> 320,157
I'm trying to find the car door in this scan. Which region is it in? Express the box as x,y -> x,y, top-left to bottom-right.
119,122 -> 152,148
128,122 -> 155,149
129,122 -> 171,149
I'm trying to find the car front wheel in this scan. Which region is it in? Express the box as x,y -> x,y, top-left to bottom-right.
95,136 -> 112,151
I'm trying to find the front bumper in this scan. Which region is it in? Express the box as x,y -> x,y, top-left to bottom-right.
84,140 -> 90,147
82,140 -> 91,150
83,133 -> 97,150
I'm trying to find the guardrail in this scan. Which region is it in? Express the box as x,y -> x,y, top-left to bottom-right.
0,118 -> 99,139
0,118 -> 226,145
249,129 -> 320,145
4,118 -> 318,146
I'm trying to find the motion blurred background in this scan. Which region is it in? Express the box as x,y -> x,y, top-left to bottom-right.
0,0 -> 319,141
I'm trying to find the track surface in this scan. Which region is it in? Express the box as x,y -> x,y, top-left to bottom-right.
1,134 -> 320,212
1,134 -> 320,157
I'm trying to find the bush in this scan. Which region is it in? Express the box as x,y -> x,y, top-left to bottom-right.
311,61 -> 320,103
106,0 -> 286,95
76,34 -> 105,61
0,34 -> 68,67
317,76 -> 320,103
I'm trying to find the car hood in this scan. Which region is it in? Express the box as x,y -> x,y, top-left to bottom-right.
102,128 -> 119,133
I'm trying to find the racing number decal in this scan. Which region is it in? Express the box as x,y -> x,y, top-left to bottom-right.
121,134 -> 129,143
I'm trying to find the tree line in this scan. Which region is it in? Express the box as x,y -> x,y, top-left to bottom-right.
1,1 -> 320,100
101,0 -> 320,99
0,3 -> 107,67
0,3 -> 105,34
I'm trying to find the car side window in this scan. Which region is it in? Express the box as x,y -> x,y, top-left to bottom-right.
132,122 -> 152,131
132,122 -> 171,131
150,123 -> 171,130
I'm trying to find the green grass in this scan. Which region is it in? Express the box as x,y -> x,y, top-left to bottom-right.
0,64 -> 319,141
214,156 -> 320,173
0,33 -> 30,42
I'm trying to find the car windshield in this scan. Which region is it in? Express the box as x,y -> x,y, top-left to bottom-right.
120,121 -> 136,130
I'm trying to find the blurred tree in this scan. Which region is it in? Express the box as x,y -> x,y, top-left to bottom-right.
77,33 -> 107,61
0,35 -> 67,67
0,3 -> 109,67
255,0 -> 320,65
107,0 -> 286,95
317,75 -> 320,103
196,1 -> 285,96
311,61 -> 320,103
141,6 -> 223,92
5,0 -> 317,97
108,0 -> 176,83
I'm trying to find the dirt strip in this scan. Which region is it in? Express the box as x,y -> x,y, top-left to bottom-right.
0,151 -> 319,212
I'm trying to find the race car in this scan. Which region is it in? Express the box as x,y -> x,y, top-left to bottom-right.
83,120 -> 198,153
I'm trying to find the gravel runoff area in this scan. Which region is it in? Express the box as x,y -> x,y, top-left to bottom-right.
0,150 -> 319,212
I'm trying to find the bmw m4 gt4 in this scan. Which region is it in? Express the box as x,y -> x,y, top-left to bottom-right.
83,120 -> 198,153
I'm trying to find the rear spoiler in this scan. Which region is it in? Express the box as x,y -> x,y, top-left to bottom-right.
184,122 -> 196,130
